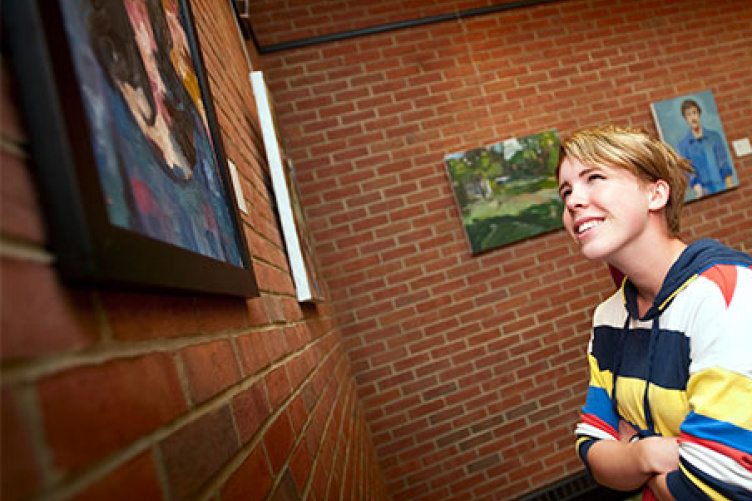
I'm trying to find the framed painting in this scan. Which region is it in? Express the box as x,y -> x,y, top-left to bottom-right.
651,89 -> 738,202
444,130 -> 563,254
251,71 -> 325,302
2,0 -> 259,297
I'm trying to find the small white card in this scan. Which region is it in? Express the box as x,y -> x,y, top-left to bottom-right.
227,160 -> 248,214
732,138 -> 752,157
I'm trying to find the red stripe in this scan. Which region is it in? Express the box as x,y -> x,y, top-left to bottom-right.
678,433 -> 752,472
700,264 -> 738,308
580,413 -> 619,440
642,486 -> 658,501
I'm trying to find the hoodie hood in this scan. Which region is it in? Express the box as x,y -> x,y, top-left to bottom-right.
623,239 -> 752,320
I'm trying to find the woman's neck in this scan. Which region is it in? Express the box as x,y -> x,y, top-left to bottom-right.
614,237 -> 687,315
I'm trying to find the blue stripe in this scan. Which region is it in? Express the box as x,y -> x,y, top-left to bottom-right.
582,386 -> 619,431
591,325 -> 623,372
698,261 -> 752,275
682,412 -> 752,455
592,325 -> 689,390
667,457 -> 752,501
666,467 -> 712,501
577,439 -> 597,471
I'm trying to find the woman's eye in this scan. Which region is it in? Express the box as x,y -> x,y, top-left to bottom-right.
559,189 -> 571,201
588,173 -> 604,182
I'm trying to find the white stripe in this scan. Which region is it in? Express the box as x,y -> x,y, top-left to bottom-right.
575,423 -> 617,442
681,442 -> 752,490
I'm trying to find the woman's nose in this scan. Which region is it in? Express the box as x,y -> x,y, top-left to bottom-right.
565,187 -> 587,210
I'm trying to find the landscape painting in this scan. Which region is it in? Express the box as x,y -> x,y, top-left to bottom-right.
445,130 -> 563,254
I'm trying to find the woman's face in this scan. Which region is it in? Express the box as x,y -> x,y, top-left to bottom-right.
558,156 -> 655,262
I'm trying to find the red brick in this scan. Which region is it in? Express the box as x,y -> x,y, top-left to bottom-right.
254,261 -> 297,296
287,352 -> 313,390
221,445 -> 272,501
289,441 -> 312,493
288,393 -> 309,435
103,291 -> 199,341
160,407 -> 239,501
0,258 -> 97,359
232,381 -> 271,443
309,458 -> 329,500
193,296 -> 251,333
180,339 -> 241,404
1,388 -> 38,501
38,353 -> 187,471
264,409 -> 295,474
72,453 -> 163,501
266,365 -> 292,409
235,330 -> 274,374
0,150 -> 45,243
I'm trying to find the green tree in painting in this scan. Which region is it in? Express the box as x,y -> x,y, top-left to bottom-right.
446,147 -> 504,210
445,130 -> 563,254
506,130 -> 558,180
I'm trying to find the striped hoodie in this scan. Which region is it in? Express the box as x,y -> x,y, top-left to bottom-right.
575,239 -> 752,500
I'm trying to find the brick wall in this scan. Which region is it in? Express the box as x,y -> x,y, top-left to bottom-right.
0,1 -> 389,501
250,0 -> 752,500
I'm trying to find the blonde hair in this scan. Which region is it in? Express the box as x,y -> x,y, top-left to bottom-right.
557,125 -> 693,236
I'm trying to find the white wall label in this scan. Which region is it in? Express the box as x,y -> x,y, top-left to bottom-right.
732,138 -> 751,157
227,159 -> 248,214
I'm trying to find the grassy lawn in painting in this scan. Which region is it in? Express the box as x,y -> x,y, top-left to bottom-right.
464,184 -> 562,253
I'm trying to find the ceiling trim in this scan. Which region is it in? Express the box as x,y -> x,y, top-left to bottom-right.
249,0 -> 567,54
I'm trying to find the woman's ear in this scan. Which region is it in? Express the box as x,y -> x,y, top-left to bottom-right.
648,179 -> 670,212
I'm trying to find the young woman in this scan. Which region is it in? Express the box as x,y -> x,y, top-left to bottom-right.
557,125 -> 752,501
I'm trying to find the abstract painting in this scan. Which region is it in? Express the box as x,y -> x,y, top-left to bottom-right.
2,0 -> 258,296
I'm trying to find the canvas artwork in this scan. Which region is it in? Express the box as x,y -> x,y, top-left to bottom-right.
2,0 -> 258,296
651,89 -> 738,202
445,130 -> 563,254
285,157 -> 325,301
61,0 -> 244,264
251,71 -> 325,302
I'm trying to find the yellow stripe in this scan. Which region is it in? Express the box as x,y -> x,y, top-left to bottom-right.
609,378 -> 688,435
588,354 -> 613,395
658,274 -> 699,311
619,273 -> 698,311
613,377 -> 647,429
647,385 -> 688,436
679,463 -> 728,501
688,367 -> 752,429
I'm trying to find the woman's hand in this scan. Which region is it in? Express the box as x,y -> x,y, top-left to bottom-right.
647,473 -> 676,501
632,436 -> 680,475
587,435 -> 679,491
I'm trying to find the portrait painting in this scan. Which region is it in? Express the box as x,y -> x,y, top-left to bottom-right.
651,89 -> 738,202
444,130 -> 563,254
2,0 -> 258,296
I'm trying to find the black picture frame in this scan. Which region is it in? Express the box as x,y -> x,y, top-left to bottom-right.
2,0 -> 259,297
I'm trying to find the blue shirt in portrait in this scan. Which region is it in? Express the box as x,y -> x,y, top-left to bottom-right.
678,126 -> 732,195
